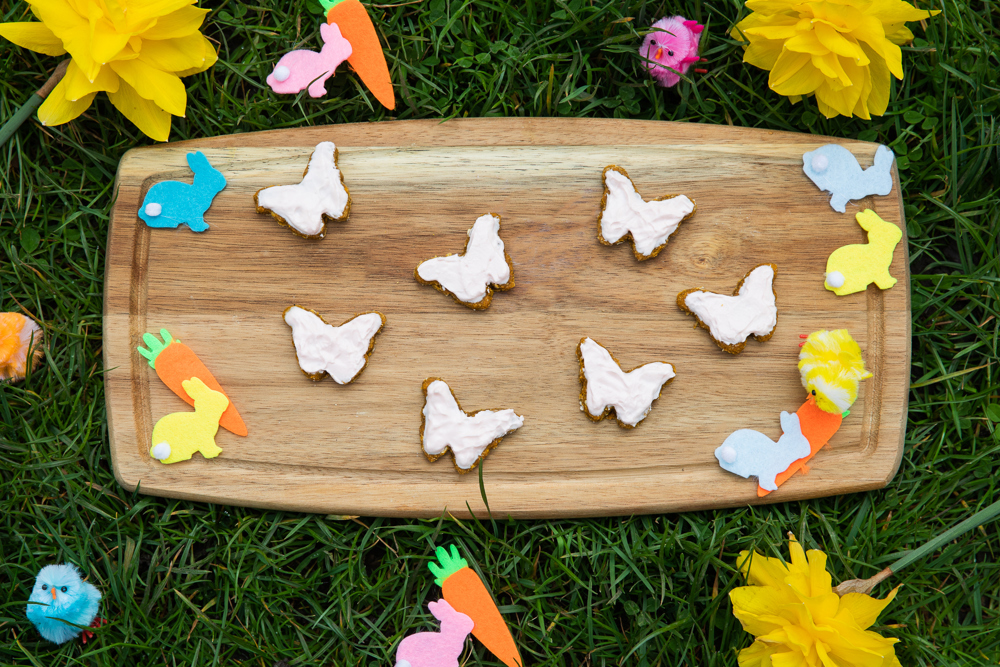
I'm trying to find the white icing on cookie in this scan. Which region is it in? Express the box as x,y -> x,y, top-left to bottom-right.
283,306 -> 384,384
600,167 -> 695,258
680,264 -> 777,346
578,338 -> 675,427
422,379 -> 524,470
415,213 -> 512,305
256,142 -> 349,237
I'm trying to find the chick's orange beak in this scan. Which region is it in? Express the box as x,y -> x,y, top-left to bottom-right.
656,47 -> 663,59
51,588 -> 57,600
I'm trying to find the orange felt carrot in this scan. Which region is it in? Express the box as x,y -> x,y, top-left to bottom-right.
138,329 -> 248,437
324,0 -> 395,110
429,545 -> 523,667
757,398 -> 842,497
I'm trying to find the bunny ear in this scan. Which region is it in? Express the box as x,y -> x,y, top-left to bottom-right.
319,21 -> 343,42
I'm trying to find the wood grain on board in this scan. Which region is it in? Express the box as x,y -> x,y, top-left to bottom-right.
104,118 -> 910,518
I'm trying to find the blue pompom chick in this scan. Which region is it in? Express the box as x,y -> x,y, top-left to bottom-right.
27,564 -> 102,644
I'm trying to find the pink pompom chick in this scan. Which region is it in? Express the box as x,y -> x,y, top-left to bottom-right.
640,16 -> 704,87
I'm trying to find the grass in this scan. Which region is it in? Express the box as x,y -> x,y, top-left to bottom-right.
1,0 -> 998,664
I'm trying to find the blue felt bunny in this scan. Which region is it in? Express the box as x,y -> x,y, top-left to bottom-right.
715,411 -> 811,491
138,151 -> 227,232
802,144 -> 894,213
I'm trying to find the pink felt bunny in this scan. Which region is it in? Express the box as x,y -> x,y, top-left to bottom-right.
640,16 -> 704,87
395,599 -> 474,667
266,22 -> 353,98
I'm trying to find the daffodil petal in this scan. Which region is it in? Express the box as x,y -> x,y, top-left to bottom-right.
140,5 -> 208,40
769,648 -> 808,667
37,76 -> 96,125
737,640 -> 783,667
851,14 -> 905,78
0,21 -> 66,55
107,78 -> 172,141
814,21 -> 868,62
745,0 -> 800,15
731,587 -> 797,635
62,60 -> 120,99
745,24 -> 800,40
89,16 -> 131,64
101,0 -> 126,30
860,42 -> 891,115
127,0 -> 196,27
110,58 -> 186,116
807,550 -> 833,596
808,1 -> 865,31
171,33 -> 217,76
739,550 -> 792,589
744,38 -> 786,70
28,0 -> 97,76
787,536 -> 807,568
815,78 -> 860,116
139,32 -> 211,73
770,51 -> 825,95
785,31 -> 830,55
839,586 -> 900,629
814,640 -> 841,667
868,0 -> 936,23
884,23 -> 914,44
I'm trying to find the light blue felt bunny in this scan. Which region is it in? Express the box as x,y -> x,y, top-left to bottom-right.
138,151 -> 227,232
715,411 -> 811,491
802,144 -> 894,213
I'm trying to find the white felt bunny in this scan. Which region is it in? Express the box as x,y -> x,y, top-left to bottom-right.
715,411 -> 811,491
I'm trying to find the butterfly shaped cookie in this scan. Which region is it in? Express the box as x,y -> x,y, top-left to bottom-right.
415,213 -> 514,309
598,166 -> 696,260
577,338 -> 676,428
420,378 -> 524,472
284,306 -> 385,384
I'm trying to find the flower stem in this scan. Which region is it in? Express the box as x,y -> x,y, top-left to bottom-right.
889,496 -> 1000,573
0,60 -> 69,148
835,497 -> 1000,596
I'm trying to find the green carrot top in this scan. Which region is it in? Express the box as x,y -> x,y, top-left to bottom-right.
428,544 -> 469,587
319,0 -> 349,10
137,329 -> 177,369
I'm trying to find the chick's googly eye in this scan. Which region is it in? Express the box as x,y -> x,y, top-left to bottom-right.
41,584 -> 47,590
650,39 -> 657,46
61,586 -> 68,592
812,390 -> 817,396
668,50 -> 674,56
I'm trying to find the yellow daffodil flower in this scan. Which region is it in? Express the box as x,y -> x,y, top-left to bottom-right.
0,0 -> 217,141
732,0 -> 939,119
731,533 -> 903,666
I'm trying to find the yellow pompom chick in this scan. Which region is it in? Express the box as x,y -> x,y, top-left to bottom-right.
798,329 -> 872,414
0,313 -> 44,382
149,377 -> 229,464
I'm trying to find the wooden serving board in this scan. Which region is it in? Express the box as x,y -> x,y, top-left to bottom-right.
104,118 -> 910,518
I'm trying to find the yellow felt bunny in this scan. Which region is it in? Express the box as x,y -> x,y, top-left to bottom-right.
150,377 -> 229,464
824,209 -> 902,296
